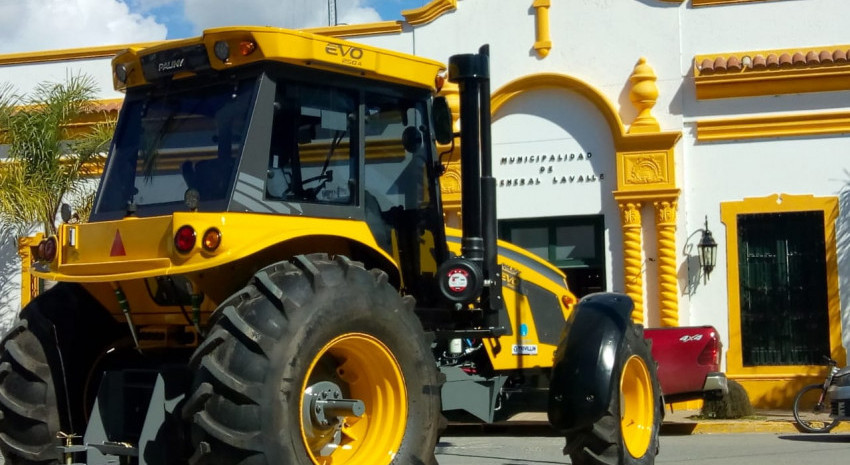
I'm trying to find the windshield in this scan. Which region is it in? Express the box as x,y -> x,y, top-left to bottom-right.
92,77 -> 258,220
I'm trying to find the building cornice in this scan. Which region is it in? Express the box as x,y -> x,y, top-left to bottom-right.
697,111 -> 850,141
0,42 -> 162,66
657,0 -> 781,5
305,21 -> 404,37
692,0 -> 773,6
402,0 -> 457,26
694,45 -> 850,99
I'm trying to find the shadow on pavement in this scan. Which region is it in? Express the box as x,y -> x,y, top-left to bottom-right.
444,423 -> 562,437
778,434 -> 850,443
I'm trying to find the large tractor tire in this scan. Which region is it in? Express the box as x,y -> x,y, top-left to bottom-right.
0,283 -> 124,465
184,254 -> 443,465
0,321 -> 61,464
565,323 -> 662,465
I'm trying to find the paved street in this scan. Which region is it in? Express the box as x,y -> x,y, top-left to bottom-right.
436,429 -> 850,464
0,427 -> 846,464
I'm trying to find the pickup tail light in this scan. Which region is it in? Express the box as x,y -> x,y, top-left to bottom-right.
698,334 -> 722,366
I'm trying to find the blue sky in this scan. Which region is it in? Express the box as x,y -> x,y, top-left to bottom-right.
145,0 -> 429,40
0,0 -> 429,54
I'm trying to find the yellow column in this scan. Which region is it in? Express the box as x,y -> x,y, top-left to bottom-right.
532,0 -> 552,58
654,200 -> 679,327
619,202 -> 644,323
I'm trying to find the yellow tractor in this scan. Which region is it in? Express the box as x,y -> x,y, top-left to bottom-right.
0,27 -> 661,465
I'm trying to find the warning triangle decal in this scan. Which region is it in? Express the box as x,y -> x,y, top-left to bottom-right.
110,230 -> 126,257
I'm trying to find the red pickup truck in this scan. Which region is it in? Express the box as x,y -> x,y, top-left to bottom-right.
644,325 -> 728,403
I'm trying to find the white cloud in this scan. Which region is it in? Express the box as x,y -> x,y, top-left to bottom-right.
0,0 -> 386,55
183,0 -> 381,34
0,0 -> 167,54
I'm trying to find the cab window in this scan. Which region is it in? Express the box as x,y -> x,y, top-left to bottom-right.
266,83 -> 356,205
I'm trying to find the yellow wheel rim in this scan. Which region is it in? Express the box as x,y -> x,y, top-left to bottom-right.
299,333 -> 407,465
620,355 -> 653,458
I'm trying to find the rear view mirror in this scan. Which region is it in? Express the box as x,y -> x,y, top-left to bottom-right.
432,97 -> 453,145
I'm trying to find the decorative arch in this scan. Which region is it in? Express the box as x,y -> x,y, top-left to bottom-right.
490,73 -> 628,142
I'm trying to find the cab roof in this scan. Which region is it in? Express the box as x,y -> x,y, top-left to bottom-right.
111,26 -> 446,92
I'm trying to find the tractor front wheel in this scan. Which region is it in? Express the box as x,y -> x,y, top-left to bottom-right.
184,254 -> 443,465
565,323 -> 662,465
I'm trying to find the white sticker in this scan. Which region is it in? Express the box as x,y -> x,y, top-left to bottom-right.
512,344 -> 538,355
447,269 -> 469,292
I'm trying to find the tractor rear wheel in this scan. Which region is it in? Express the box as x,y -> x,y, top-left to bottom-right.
184,254 -> 443,465
0,283 -> 125,465
0,321 -> 61,464
565,323 -> 662,465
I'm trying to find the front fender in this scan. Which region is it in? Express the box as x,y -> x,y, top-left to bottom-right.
547,292 -> 633,432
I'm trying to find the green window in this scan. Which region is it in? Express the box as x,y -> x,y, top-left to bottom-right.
738,211 -> 830,366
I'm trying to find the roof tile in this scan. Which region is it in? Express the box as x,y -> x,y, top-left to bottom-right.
695,46 -> 850,77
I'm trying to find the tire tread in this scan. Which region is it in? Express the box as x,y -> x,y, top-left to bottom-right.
185,253 -> 442,465
564,323 -> 661,465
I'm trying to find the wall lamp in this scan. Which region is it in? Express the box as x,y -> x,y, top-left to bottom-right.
697,216 -> 718,283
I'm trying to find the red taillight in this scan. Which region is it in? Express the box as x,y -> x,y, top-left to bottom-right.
698,337 -> 721,366
561,294 -> 576,308
37,237 -> 58,262
174,225 -> 196,253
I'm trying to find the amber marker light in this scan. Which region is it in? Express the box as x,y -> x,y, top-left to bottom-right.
561,294 -> 576,308
435,71 -> 446,92
202,228 -> 222,252
174,225 -> 196,253
240,41 -> 257,56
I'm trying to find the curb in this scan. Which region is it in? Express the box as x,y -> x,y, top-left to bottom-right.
662,419 -> 850,435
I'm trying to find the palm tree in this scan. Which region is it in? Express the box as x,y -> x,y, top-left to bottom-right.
0,74 -> 114,237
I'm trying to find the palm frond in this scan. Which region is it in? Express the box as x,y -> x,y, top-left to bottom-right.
0,73 -> 108,236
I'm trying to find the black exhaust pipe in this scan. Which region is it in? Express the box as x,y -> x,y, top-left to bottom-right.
446,45 -> 502,327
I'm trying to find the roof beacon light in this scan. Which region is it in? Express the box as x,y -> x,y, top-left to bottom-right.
213,40 -> 230,62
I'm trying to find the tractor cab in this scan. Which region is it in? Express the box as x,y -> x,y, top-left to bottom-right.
72,28 -> 452,303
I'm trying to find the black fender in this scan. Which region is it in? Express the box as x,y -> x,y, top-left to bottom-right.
547,292 -> 634,432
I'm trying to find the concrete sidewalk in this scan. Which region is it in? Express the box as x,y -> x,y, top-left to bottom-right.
661,408 -> 850,434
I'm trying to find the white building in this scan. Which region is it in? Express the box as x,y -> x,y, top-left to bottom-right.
2,0 -> 848,408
